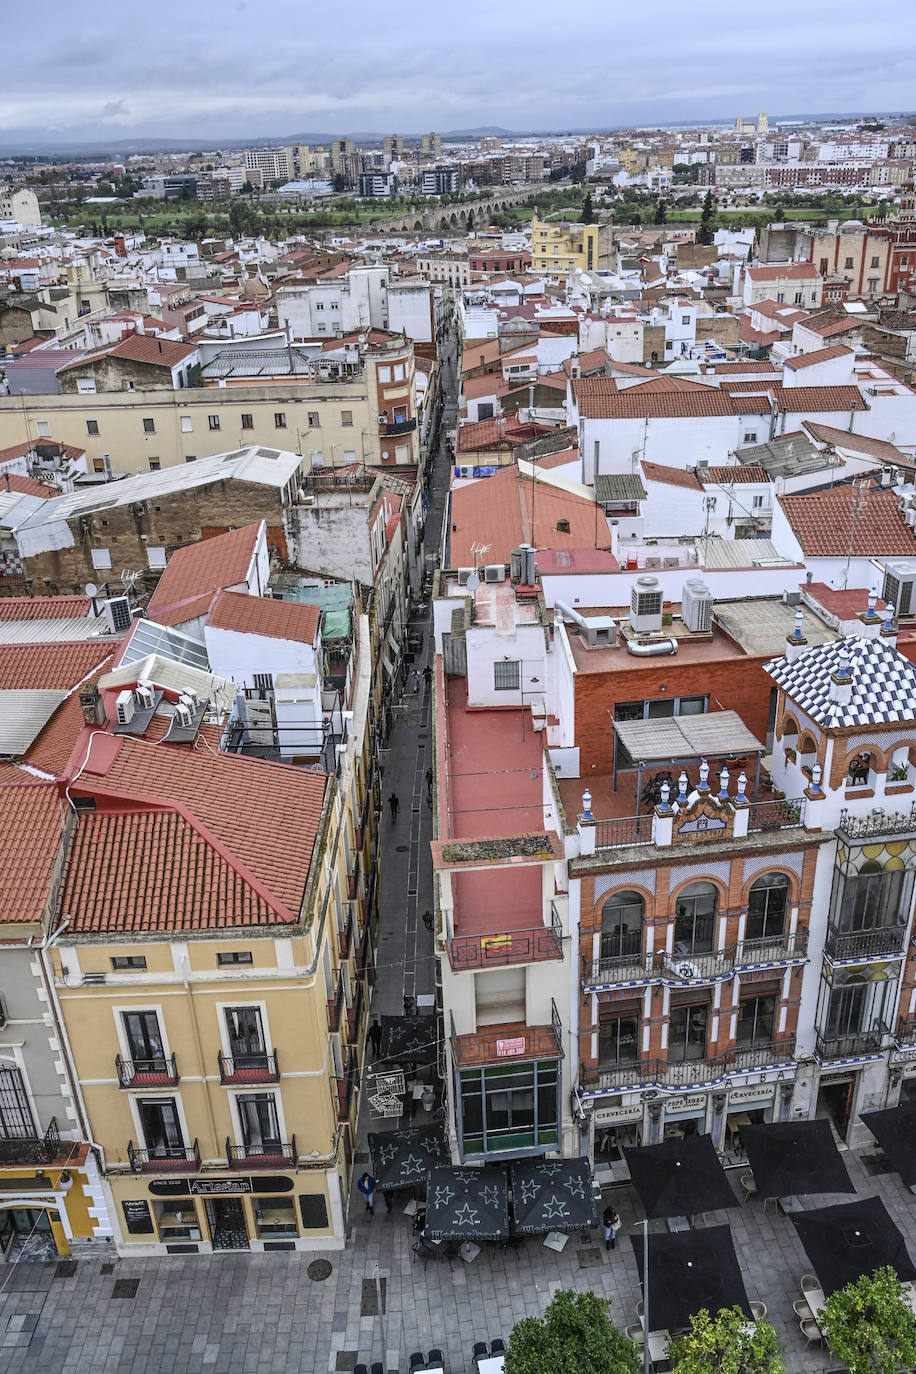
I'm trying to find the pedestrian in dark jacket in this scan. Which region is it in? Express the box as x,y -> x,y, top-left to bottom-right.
367,1019 -> 382,1058
357,1172 -> 376,1215
388,793 -> 400,822
603,1204 -> 621,1251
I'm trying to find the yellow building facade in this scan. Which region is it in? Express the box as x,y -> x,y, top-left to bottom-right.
530,217 -> 601,283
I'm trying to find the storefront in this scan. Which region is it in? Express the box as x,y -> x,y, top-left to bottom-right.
112,1172 -> 340,1255
0,1151 -> 105,1261
724,1084 -> 777,1161
662,1092 -> 709,1141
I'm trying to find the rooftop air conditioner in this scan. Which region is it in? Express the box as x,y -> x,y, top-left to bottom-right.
782,589 -> 802,605
104,596 -> 132,635
882,560 -> 916,617
115,689 -> 135,725
134,682 -> 155,710
173,701 -> 194,729
457,465 -> 474,479
457,567 -> 475,587
906,510 -> 916,528
630,574 -> 664,634
682,578 -> 713,633
583,616 -> 617,648
82,972 -> 107,985
484,563 -> 506,583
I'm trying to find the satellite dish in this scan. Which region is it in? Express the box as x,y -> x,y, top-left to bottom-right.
84,582 -> 99,598
466,571 -> 480,592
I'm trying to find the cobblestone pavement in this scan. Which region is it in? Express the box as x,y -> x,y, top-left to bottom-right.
2,324 -> 902,1371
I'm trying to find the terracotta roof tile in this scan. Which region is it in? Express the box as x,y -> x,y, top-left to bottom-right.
0,641 -> 114,690
574,376 -> 736,419
57,334 -> 197,372
0,780 -> 62,924
207,590 -> 320,644
701,466 -> 769,483
784,344 -> 854,370
0,471 -> 56,497
641,460 -> 703,490
0,595 -> 91,622
747,264 -> 820,281
775,384 -> 866,412
148,523 -> 262,622
450,466 -> 604,565
803,422 -> 910,463
780,482 -> 916,557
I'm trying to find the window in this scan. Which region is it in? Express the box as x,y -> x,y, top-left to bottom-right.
237,1093 -> 281,1153
184,455 -> 196,463
315,301 -> 324,311
142,418 -> 156,434
834,859 -> 913,933
752,493 -> 765,509
737,992 -> 776,1046
0,1063 -> 37,1139
668,1001 -> 708,1062
844,256 -> 854,270
76,378 -> 97,394
146,547 -> 167,569
681,315 -> 691,326
673,882 -> 717,955
112,955 -> 147,970
776,293 -> 784,303
92,459 -> 105,473
252,672 -> 272,694
746,872 -> 789,942
208,414 -> 221,431
340,410 -> 353,427
122,1011 -> 165,1065
599,1005 -> 640,1069
90,547 -> 112,570
274,412 -> 287,429
36,420 -> 51,438
253,1197 -> 297,1238
307,412 -> 320,427
225,1007 -> 267,1066
600,891 -> 644,962
180,416 -> 193,432
794,292 -> 803,304
148,457 -> 161,471
871,256 -> 880,268
868,278 -> 879,293
393,363 -> 406,381
377,365 -> 392,383
217,951 -> 253,966
743,433 -> 758,444
459,1060 -> 558,1156
493,660 -> 520,691
86,420 -> 100,436
137,1098 -> 184,1156
121,379 -> 135,392
240,413 -> 254,430
153,1200 -> 201,1241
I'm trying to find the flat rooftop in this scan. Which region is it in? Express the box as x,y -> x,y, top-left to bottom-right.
713,598 -> 838,658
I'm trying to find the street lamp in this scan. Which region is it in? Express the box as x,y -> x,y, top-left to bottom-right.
635,1217 -> 650,1374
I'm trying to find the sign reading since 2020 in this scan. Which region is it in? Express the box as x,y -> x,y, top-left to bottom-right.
496,1037 -> 527,1058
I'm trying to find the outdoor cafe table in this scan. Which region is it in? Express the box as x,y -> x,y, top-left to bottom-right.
476,1358 -> 505,1374
647,1331 -> 669,1364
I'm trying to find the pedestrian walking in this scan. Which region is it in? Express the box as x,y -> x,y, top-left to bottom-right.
388,792 -> 400,823
410,668 -> 421,694
423,664 -> 433,692
367,1018 -> 382,1058
425,766 -> 434,802
603,1204 -> 621,1251
357,1172 -> 376,1216
422,909 -> 434,932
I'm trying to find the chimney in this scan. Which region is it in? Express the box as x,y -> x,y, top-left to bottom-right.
828,645 -> 854,705
857,586 -> 882,638
784,606 -> 809,661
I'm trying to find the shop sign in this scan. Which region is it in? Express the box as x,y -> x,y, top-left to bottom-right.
190,1179 -> 252,1195
496,1037 -> 527,1058
594,1105 -> 643,1125
729,1084 -> 775,1105
149,1176 -> 293,1197
903,1061 -> 916,1077
663,1094 -> 706,1113
122,1199 -> 154,1235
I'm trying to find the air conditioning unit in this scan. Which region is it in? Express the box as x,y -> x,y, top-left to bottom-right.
882,560 -> 916,617
173,701 -> 194,729
457,465 -> 474,479
179,689 -> 198,710
906,510 -> 916,529
782,589 -> 802,605
681,578 -> 713,633
630,574 -> 663,633
484,563 -> 506,583
116,689 -> 135,725
104,596 -> 132,634
135,682 -> 155,710
82,972 -> 107,986
583,616 -> 617,648
457,567 -> 475,586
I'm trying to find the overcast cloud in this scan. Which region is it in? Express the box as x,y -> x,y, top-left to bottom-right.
3,0 -> 914,146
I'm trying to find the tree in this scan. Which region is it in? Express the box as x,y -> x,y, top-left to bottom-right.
581,192 -> 595,224
570,161 -> 586,184
332,173 -> 346,193
697,189 -> 716,245
669,1306 -> 783,1374
654,198 -> 667,226
504,1288 -> 638,1374
819,1266 -> 916,1374
229,200 -> 260,239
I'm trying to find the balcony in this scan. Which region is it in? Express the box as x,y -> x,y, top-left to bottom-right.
335,1048 -> 359,1122
384,417 -> 417,436
594,816 -> 652,851
747,797 -> 806,832
452,1000 -> 563,1069
127,1139 -> 201,1174
837,803 -> 916,841
581,929 -> 808,990
447,903 -> 563,971
217,1050 -> 280,1085
116,1053 -> 179,1088
824,922 -> 908,963
226,1136 -> 297,1169
895,1014 -> 916,1050
580,1039 -> 797,1093
339,907 -> 354,959
347,978 -> 364,1042
327,970 -> 345,1032
815,1025 -> 888,1061
0,1118 -> 69,1166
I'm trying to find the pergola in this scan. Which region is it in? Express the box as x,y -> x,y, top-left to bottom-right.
612,711 -> 767,820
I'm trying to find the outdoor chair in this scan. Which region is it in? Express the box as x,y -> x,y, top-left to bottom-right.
799,1319 -> 823,1347
473,1342 -> 489,1360
800,1273 -> 820,1295
428,1350 -> 444,1365
410,1354 -> 425,1371
412,1239 -> 435,1263
750,1301 -> 767,1320
740,1171 -> 757,1199
490,1339 -> 506,1354
625,1324 -> 645,1343
793,1300 -> 813,1321
763,1195 -> 780,1215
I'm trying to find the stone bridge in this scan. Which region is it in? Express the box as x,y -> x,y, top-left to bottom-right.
367,184 -> 551,235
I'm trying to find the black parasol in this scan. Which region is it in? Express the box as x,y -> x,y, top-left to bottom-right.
631,1225 -> 751,1331
425,1165 -> 510,1241
510,1159 -> 598,1234
368,1126 -> 446,1192
741,1119 -> 855,1199
791,1196 -> 916,1295
625,1134 -> 740,1219
861,1101 -> 916,1188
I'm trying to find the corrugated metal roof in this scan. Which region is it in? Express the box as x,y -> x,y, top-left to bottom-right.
0,690 -> 67,756
699,538 -> 794,570
595,473 -> 647,502
0,618 -> 107,645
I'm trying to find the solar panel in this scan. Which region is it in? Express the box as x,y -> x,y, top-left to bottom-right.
120,620 -> 210,671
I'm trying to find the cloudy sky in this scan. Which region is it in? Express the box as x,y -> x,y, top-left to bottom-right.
3,1 -> 913,146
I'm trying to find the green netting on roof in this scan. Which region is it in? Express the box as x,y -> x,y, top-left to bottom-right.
322,609 -> 351,640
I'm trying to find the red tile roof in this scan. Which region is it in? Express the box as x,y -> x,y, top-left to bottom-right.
701,466 -> 769,484
0,781 -> 63,924
0,439 -> 84,465
0,595 -> 91,622
805,582 -> 888,620
207,590 -> 320,644
574,376 -> 736,419
784,344 -> 854,370
775,384 -> 866,413
0,642 -> 114,690
708,362 -> 777,375
450,466 -> 605,565
641,460 -> 703,490
57,334 -> 197,372
747,264 -> 820,281
64,732 -> 328,926
801,310 -> 864,339
147,523 -> 262,624
803,422 -> 910,464
779,482 -> 916,557
0,471 -> 56,497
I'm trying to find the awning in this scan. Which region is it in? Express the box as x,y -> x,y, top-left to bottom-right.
379,1015 -> 439,1066
425,1165 -> 510,1241
613,711 -> 765,765
631,1225 -> 751,1331
860,1101 -> 916,1187
741,1120 -> 855,1199
624,1135 -> 740,1220
791,1197 -> 916,1295
368,1126 -> 446,1193
509,1160 -> 597,1235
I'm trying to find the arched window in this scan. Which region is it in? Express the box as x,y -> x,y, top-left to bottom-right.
746,872 -> 790,942
600,891 -> 644,961
674,882 -> 717,955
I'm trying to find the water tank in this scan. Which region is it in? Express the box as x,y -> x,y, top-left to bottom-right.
630,575 -> 663,633
682,579 -> 713,633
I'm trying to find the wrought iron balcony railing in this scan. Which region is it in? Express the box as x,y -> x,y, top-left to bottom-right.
217,1050 -> 280,1084
127,1139 -> 201,1174
815,1026 -> 888,1061
824,922 -> 908,963
226,1137 -> 297,1168
0,1118 -> 67,1166
116,1053 -> 179,1088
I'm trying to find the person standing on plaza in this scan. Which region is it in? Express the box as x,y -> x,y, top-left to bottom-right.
367,1018 -> 382,1058
388,792 -> 399,823
358,1172 -> 376,1216
603,1203 -> 621,1251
